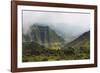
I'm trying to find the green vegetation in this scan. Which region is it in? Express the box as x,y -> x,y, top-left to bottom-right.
22,24 -> 90,62
22,41 -> 90,62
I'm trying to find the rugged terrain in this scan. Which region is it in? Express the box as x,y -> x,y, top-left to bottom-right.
22,24 -> 90,62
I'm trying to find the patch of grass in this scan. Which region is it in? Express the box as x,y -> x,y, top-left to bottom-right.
22,42 -> 90,62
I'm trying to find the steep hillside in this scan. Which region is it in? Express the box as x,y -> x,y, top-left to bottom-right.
23,24 -> 65,50
61,31 -> 90,59
64,31 -> 90,49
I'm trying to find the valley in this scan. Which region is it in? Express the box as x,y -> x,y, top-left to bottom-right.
22,24 -> 90,62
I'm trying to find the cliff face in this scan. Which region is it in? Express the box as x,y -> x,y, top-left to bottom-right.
23,24 -> 65,49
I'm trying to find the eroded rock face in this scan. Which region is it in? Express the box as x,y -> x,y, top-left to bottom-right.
23,24 -> 65,49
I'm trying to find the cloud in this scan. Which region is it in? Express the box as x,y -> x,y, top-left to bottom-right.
22,10 -> 90,43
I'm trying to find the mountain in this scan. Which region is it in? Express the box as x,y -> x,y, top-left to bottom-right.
22,25 -> 90,62
23,24 -> 65,50
63,31 -> 90,49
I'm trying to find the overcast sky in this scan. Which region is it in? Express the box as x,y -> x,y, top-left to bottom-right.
22,10 -> 90,43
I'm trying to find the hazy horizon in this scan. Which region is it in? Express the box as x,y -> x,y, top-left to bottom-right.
22,10 -> 90,43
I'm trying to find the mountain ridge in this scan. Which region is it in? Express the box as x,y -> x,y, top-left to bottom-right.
63,31 -> 90,49
23,24 -> 65,49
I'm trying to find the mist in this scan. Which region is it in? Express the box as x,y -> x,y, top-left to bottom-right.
22,10 -> 90,43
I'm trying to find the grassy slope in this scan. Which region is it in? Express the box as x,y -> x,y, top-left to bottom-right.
22,24 -> 90,62
62,31 -> 90,60
64,31 -> 90,49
